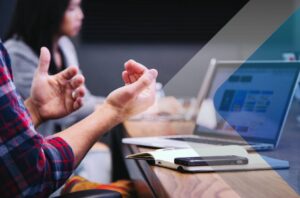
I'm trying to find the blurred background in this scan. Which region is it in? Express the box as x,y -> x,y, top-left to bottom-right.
1,0 -> 299,97
0,0 -> 252,96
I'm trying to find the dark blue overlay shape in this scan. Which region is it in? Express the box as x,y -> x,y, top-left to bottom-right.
213,9 -> 300,194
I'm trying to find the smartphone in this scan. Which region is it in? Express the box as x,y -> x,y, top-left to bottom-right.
174,155 -> 248,166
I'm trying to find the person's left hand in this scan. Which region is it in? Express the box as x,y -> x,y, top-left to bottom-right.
25,47 -> 85,126
104,60 -> 158,120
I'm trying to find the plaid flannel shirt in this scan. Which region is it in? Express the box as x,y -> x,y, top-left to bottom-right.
0,42 -> 74,197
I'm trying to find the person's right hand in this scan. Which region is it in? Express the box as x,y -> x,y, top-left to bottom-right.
104,60 -> 158,120
26,47 -> 85,126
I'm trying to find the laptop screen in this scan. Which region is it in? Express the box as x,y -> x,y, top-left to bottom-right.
195,61 -> 300,144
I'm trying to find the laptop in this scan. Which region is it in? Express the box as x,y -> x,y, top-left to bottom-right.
122,60 -> 300,151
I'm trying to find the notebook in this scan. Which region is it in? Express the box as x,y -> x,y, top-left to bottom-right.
123,60 -> 300,151
126,146 -> 289,172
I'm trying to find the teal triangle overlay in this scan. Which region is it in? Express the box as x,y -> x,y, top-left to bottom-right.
212,9 -> 300,194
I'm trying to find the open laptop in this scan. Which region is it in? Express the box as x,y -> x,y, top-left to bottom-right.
122,60 -> 300,151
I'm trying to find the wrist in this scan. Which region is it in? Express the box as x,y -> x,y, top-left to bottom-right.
95,102 -> 124,126
24,98 -> 43,127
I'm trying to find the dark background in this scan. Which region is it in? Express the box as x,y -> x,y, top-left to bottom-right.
0,0 -> 248,96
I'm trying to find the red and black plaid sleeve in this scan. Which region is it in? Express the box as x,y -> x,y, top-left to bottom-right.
0,43 -> 75,197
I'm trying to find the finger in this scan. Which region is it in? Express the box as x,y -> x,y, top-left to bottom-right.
37,47 -> 51,74
129,73 -> 142,83
129,74 -> 136,83
127,72 -> 143,84
124,59 -> 147,75
73,97 -> 83,110
70,75 -> 85,89
122,71 -> 131,84
127,69 -> 158,95
58,66 -> 78,81
73,86 -> 85,99
134,73 -> 141,80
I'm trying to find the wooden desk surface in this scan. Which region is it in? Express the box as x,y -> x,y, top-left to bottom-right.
123,102 -> 300,198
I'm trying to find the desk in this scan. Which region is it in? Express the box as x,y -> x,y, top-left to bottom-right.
120,101 -> 300,198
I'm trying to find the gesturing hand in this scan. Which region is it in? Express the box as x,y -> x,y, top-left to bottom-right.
25,47 -> 85,126
105,60 -> 158,120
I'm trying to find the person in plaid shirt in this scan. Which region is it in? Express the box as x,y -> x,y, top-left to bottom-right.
0,40 -> 158,197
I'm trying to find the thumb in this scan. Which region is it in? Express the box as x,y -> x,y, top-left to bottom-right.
37,47 -> 51,74
128,69 -> 158,94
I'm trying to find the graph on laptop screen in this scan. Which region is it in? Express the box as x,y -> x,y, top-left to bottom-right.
196,62 -> 300,144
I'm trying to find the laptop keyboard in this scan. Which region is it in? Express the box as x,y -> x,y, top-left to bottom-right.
167,137 -> 249,145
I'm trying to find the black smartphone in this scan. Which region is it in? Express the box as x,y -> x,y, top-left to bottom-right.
174,155 -> 248,166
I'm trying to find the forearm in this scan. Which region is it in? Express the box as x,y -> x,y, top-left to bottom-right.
54,103 -> 122,166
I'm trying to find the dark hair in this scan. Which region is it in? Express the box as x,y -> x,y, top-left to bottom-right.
5,0 -> 70,74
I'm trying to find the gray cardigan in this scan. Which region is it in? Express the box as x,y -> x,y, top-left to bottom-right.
5,37 -> 105,136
